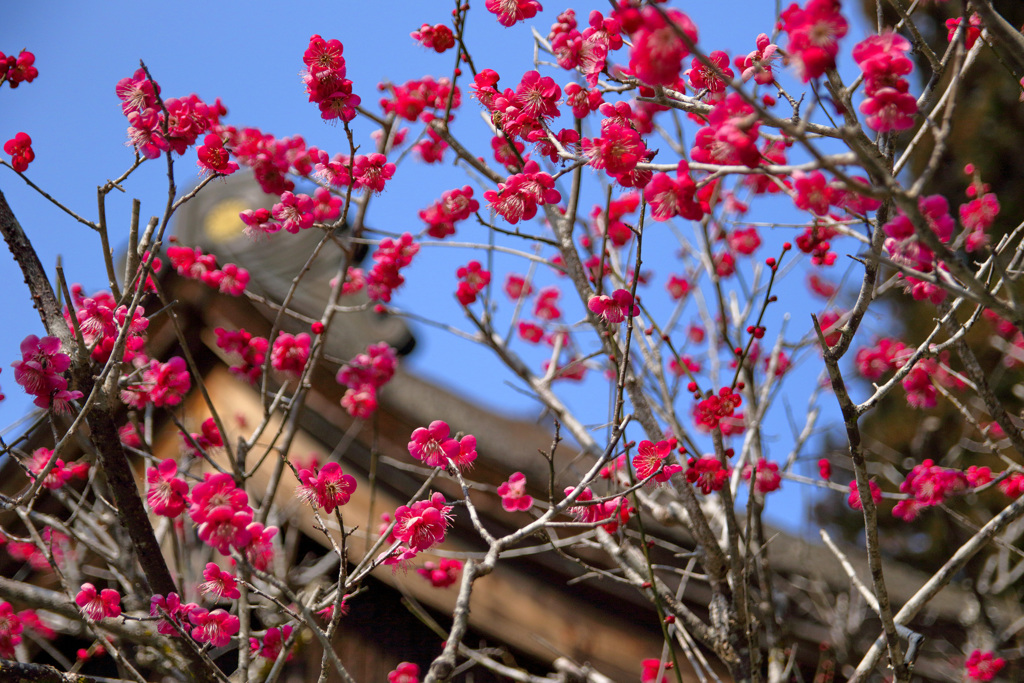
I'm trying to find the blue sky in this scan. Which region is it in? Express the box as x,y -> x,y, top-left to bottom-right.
1,2 -> 882,532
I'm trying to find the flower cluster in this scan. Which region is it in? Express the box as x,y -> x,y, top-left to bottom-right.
1,50 -> 38,88
693,386 -> 743,432
419,186 -> 479,239
181,417 -> 223,458
645,161 -> 703,221
270,332 -> 311,378
116,69 -> 224,159
847,480 -> 881,510
882,194 -> 956,304
121,356 -> 190,409
625,7 -> 699,88
455,261 -> 491,306
411,23 -> 455,53
303,35 -> 360,122
379,76 -> 459,122
166,245 -> 249,296
686,457 -> 730,494
892,460 -> 968,521
336,342 -> 398,419
484,160 -> 561,224
12,335 -> 82,412
367,233 -> 419,304
215,328 -> 269,384
548,10 -> 621,87
852,32 -> 916,132
744,458 -> 781,495
296,462 -> 357,514
408,420 -> 477,471
736,34 -> 779,85
692,93 -> 762,168
251,625 -> 293,661
417,558 -> 463,588
66,287 -> 149,363
779,0 -> 848,82
387,492 -> 454,565
4,132 -> 33,172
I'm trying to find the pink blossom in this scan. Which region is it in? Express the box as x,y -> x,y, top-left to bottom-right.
666,275 -> 690,300
242,522 -> 277,572
296,462 -> 357,514
0,602 -> 24,659
250,625 -> 294,661
744,459 -> 781,495
779,0 -> 848,82
270,332 -> 311,377
392,492 -> 454,553
4,132 -> 34,172
847,480 -> 882,510
645,161 -> 703,221
196,134 -> 238,176
497,472 -> 533,511
588,289 -> 638,324
149,593 -> 193,637
417,558 -> 463,588
627,7 -> 699,87
272,192 -> 315,233
484,161 -> 561,224
189,607 -> 239,648
633,440 -> 683,484
583,122 -> 645,179
860,87 -> 917,132
388,662 -> 421,683
199,562 -> 241,600
411,23 -> 455,53
965,650 -> 1006,681
456,261 -> 491,306
408,420 -> 461,468
75,584 -> 121,621
485,0 -> 542,27
147,459 -> 188,518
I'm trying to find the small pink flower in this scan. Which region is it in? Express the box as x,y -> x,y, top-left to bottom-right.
407,420 -> 461,468
497,472 -> 533,511
146,459 -> 188,518
417,558 -> 463,588
250,625 -> 294,661
199,563 -> 241,600
743,459 -> 781,495
75,584 -> 121,621
392,492 -> 453,553
4,132 -> 34,172
633,440 -> 683,484
587,289 -> 638,324
847,480 -> 882,510
296,462 -> 357,514
150,593 -> 194,637
388,662 -> 421,683
965,649 -> 1006,681
189,607 -> 239,648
